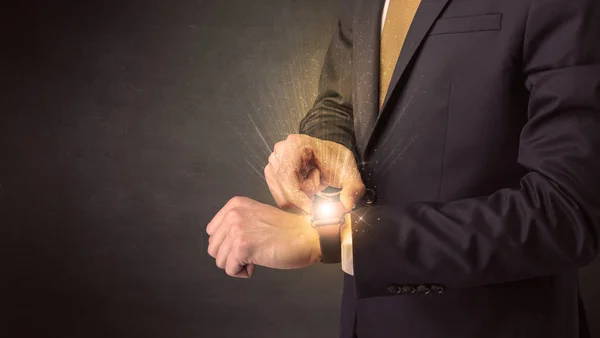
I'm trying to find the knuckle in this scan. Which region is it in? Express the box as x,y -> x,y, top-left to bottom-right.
216,260 -> 226,269
357,182 -> 366,195
268,153 -> 277,166
339,144 -> 352,155
224,209 -> 243,227
225,263 -> 240,277
207,245 -> 217,258
274,141 -> 284,153
227,196 -> 250,209
288,134 -> 307,146
227,196 -> 243,208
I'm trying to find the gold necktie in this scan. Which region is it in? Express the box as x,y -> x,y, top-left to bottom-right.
380,0 -> 421,107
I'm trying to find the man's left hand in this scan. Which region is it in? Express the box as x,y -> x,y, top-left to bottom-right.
206,196 -> 321,278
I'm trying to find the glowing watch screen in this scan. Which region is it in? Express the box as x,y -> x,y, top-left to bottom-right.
310,188 -> 346,226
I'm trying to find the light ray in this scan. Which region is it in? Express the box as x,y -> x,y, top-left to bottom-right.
245,157 -> 266,181
247,113 -> 272,154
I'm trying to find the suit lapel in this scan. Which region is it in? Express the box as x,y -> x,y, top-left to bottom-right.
358,0 -> 451,159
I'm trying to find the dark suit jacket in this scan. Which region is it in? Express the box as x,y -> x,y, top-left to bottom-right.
299,0 -> 600,337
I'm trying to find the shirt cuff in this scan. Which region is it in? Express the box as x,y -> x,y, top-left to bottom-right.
341,213 -> 354,275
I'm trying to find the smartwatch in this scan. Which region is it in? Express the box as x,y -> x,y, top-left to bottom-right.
310,187 -> 347,263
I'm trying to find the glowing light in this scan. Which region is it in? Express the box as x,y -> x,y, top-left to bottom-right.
316,202 -> 337,219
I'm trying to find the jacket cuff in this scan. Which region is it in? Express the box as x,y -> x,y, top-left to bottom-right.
299,126 -> 358,161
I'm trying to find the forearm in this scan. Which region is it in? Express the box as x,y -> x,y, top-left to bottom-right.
300,98 -> 356,158
299,1 -> 358,159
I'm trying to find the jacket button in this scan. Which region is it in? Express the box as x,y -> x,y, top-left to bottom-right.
361,189 -> 377,206
401,285 -> 416,295
416,285 -> 430,295
387,285 -> 401,294
431,285 -> 445,294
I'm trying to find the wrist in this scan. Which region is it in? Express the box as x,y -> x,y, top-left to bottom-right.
309,192 -> 347,264
312,223 -> 343,264
297,215 -> 322,264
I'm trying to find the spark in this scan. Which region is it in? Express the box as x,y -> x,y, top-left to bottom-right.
352,208 -> 375,228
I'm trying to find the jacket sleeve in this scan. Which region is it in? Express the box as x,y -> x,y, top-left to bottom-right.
298,1 -> 358,159
351,0 -> 600,298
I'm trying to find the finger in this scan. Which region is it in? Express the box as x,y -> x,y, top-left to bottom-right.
268,152 -> 280,172
300,167 -> 321,197
206,204 -> 231,236
278,149 -> 314,214
340,181 -> 366,212
232,263 -> 256,278
228,264 -> 254,279
273,141 -> 286,160
264,164 -> 291,208
339,158 -> 365,211
265,164 -> 307,214
245,263 -> 256,277
207,217 -> 230,258
207,197 -> 248,235
225,249 -> 250,278
206,207 -> 227,236
215,235 -> 233,269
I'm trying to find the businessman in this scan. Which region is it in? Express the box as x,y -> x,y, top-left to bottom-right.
207,0 -> 600,336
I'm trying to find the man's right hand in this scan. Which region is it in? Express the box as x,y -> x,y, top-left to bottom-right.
264,134 -> 365,214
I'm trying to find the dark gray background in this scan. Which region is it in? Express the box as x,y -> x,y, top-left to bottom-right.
1,0 -> 599,337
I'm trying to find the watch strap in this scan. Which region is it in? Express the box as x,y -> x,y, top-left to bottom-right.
316,223 -> 342,264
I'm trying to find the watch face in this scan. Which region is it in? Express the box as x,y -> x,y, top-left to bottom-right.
310,200 -> 346,226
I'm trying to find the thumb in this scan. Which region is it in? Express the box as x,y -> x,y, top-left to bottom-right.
231,263 -> 256,279
244,263 -> 256,278
300,168 -> 321,198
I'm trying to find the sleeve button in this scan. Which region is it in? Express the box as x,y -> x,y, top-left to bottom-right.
401,285 -> 416,295
431,285 -> 445,294
416,285 -> 430,295
387,285 -> 401,294
361,189 -> 377,206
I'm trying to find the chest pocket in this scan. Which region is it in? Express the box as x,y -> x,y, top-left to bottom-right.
430,13 -> 502,35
